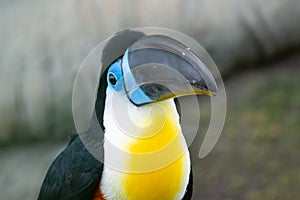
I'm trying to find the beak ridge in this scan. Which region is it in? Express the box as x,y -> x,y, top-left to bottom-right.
121,35 -> 218,106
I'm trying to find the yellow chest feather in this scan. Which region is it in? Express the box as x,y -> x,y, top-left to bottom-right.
101,99 -> 190,200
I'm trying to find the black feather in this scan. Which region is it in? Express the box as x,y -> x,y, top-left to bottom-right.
38,135 -> 103,200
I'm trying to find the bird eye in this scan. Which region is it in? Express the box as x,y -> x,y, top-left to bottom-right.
109,73 -> 117,86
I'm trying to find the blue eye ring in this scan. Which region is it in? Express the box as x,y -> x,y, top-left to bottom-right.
107,59 -> 123,90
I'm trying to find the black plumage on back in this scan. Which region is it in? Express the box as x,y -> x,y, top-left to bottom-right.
38,134 -> 103,200
38,60 -> 109,200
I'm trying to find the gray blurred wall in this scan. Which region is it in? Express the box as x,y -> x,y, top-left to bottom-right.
0,0 -> 300,144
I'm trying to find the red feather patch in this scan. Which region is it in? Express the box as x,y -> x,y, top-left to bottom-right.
93,187 -> 105,200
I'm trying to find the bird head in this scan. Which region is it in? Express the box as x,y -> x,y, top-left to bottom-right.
105,34 -> 217,107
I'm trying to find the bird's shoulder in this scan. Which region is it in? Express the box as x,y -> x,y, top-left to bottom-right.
38,134 -> 103,200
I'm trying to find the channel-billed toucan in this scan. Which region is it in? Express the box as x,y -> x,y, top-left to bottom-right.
38,29 -> 217,200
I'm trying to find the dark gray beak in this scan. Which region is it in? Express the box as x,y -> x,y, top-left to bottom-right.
121,35 -> 218,106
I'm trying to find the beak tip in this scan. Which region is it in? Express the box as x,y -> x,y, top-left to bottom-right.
204,79 -> 218,96
212,84 -> 219,94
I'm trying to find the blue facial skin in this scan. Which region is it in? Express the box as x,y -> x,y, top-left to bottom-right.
107,59 -> 123,91
107,58 -> 153,106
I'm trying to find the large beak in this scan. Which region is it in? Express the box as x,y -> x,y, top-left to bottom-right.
121,35 -> 218,106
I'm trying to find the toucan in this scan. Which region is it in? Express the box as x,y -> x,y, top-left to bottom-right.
38,29 -> 217,200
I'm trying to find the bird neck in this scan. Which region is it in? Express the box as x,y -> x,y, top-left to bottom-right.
103,88 -> 186,156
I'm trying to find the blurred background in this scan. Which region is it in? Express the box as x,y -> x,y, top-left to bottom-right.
1,0 -> 300,199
